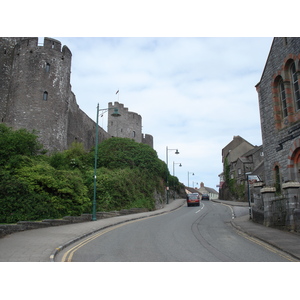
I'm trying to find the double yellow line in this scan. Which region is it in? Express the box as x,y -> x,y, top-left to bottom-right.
235,229 -> 299,262
61,215 -> 160,262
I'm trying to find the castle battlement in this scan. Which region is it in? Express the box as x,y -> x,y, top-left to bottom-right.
16,37 -> 72,55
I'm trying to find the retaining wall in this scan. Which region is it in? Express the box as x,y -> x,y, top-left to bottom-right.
0,208 -> 149,238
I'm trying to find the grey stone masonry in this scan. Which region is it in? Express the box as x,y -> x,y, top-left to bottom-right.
1,38 -> 153,152
256,37 -> 300,186
107,101 -> 153,147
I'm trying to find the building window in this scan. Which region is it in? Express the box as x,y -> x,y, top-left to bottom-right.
290,62 -> 300,110
46,63 -> 50,73
133,131 -> 136,138
279,79 -> 287,118
43,91 -> 48,101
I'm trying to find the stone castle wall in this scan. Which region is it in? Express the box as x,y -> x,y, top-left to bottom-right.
0,37 -> 151,152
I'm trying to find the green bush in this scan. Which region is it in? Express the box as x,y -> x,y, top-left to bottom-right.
97,137 -> 167,178
0,124 -> 172,223
88,167 -> 162,212
0,124 -> 45,166
49,141 -> 93,171
0,162 -> 91,223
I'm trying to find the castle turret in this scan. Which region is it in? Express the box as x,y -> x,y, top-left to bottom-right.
107,102 -> 142,142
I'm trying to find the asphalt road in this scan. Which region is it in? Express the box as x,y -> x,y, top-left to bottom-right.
57,200 -> 295,262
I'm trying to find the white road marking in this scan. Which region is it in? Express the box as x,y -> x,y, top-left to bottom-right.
195,203 -> 205,213
219,203 -> 235,219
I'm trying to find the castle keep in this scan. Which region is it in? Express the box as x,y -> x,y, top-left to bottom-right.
0,37 -> 152,151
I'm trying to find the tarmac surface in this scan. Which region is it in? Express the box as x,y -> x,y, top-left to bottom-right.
0,198 -> 299,262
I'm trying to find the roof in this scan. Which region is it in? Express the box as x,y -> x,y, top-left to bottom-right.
255,38 -> 275,87
243,145 -> 263,157
185,187 -> 201,194
205,186 -> 219,194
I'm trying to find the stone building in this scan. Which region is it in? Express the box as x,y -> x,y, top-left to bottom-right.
219,135 -> 264,201
221,135 -> 264,182
256,37 -> 300,186
0,37 -> 153,152
254,37 -> 300,231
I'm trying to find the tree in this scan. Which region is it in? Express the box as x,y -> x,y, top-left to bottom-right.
97,137 -> 167,178
0,123 -> 45,166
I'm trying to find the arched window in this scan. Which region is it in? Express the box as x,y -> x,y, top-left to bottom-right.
46,63 -> 50,73
279,79 -> 287,118
43,91 -> 48,101
290,62 -> 300,110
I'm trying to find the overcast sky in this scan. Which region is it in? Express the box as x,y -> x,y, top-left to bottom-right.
45,37 -> 272,189
3,1 -> 288,190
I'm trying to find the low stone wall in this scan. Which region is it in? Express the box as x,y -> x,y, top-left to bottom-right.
0,208 -> 149,238
252,207 -> 264,225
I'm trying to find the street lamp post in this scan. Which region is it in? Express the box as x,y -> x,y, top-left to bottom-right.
245,172 -> 252,219
188,171 -> 194,187
92,103 -> 120,221
166,146 -> 179,204
173,162 -> 182,200
173,162 -> 182,176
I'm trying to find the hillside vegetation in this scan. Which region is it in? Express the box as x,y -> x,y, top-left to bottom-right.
0,124 -> 182,223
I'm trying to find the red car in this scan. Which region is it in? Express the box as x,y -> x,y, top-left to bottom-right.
186,193 -> 200,207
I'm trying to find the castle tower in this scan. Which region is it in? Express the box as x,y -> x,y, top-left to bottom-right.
107,102 -> 143,143
1,37 -> 72,151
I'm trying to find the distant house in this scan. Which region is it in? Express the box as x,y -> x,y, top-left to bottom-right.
185,184 -> 218,200
219,136 -> 264,201
221,136 -> 264,184
222,136 -> 254,167
235,146 -> 264,184
198,182 -> 219,200
185,187 -> 201,195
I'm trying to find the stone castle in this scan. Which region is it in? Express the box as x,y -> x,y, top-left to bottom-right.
0,37 -> 153,152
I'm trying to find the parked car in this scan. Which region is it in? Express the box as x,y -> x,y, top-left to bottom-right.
202,193 -> 210,200
186,193 -> 200,207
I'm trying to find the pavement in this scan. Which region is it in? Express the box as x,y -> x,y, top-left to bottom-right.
213,199 -> 300,261
0,198 -> 300,262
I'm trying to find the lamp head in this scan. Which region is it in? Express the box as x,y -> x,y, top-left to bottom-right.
111,108 -> 121,117
179,163 -> 182,167
175,149 -> 179,154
